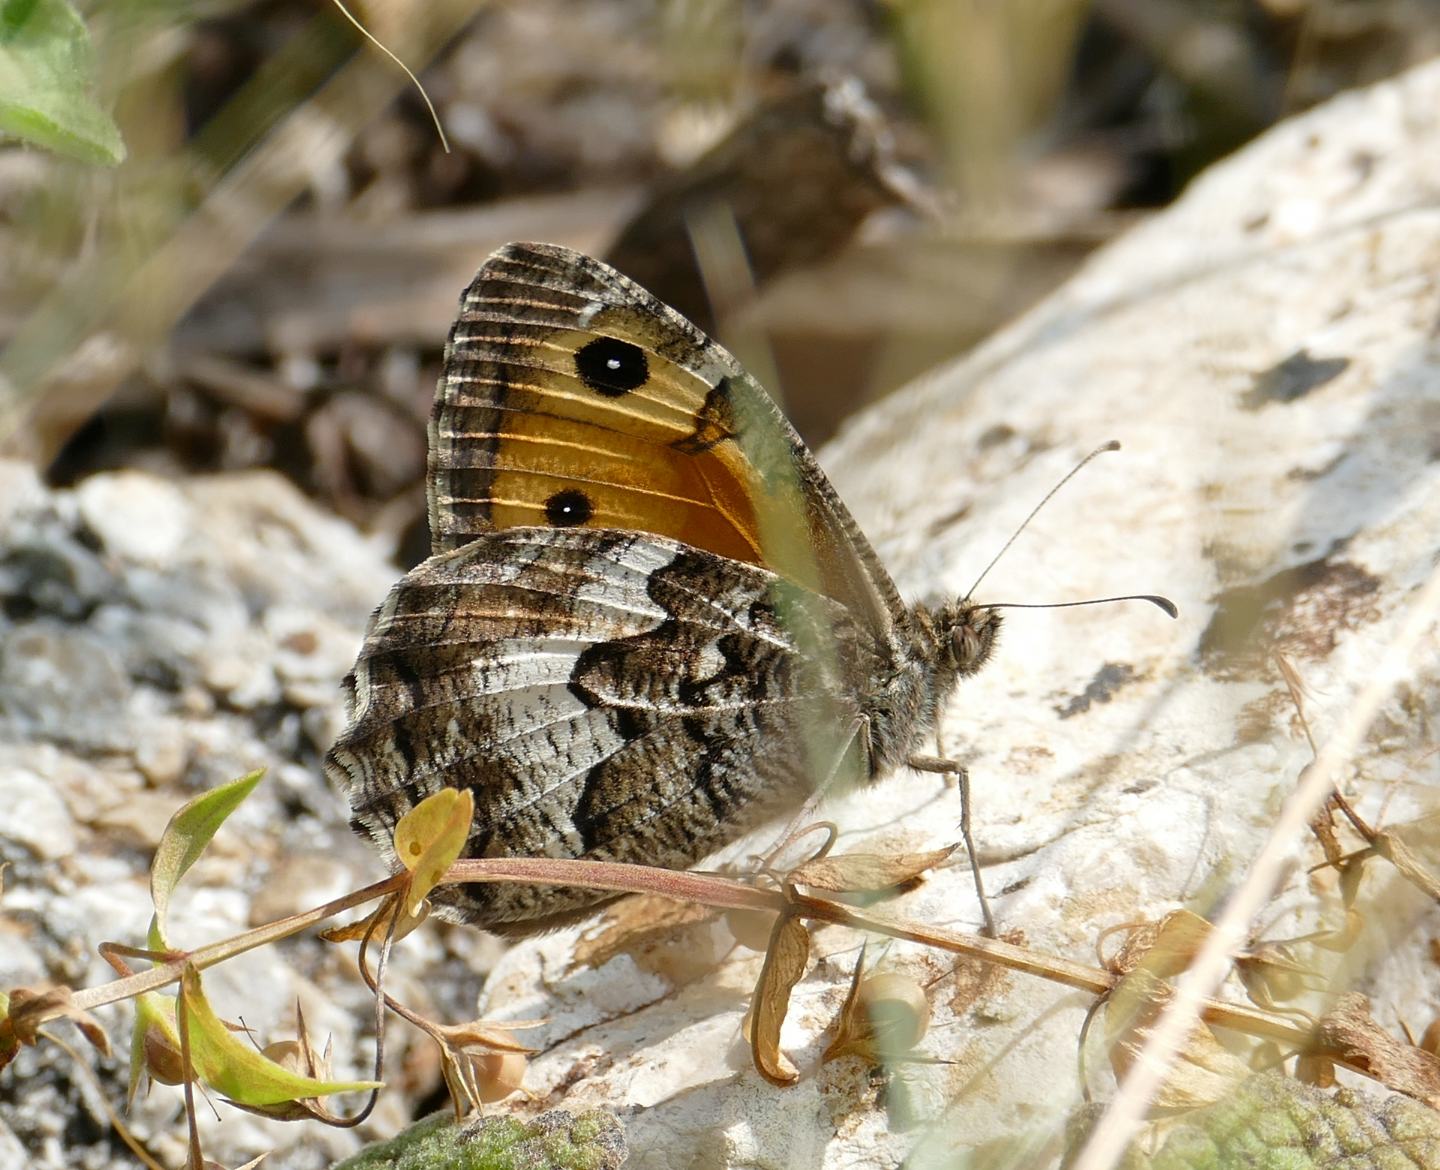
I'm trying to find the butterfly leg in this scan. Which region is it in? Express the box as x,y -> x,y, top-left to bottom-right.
907,748 -> 997,938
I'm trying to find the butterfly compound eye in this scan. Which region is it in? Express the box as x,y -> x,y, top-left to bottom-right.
575,337 -> 649,397
948,605 -> 997,674
544,488 -> 594,527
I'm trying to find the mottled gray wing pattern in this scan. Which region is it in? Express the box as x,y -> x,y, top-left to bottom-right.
325,527 -> 877,932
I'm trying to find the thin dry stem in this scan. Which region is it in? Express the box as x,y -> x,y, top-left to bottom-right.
66,876 -> 404,1016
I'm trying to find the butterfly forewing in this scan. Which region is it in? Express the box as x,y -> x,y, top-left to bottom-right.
433,248 -> 759,559
430,242 -> 904,630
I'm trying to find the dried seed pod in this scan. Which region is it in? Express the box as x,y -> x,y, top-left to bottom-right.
857,973 -> 932,1054
473,1051 -> 528,1102
825,968 -> 932,1064
725,907 -> 778,951
260,1039 -> 305,1073
143,1023 -> 188,1086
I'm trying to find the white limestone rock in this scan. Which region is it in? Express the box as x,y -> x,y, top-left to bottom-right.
475,59 -> 1440,1169
0,468 -> 483,1170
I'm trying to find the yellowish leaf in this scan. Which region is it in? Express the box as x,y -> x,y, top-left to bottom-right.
393,788 -> 474,916
150,770 -> 265,949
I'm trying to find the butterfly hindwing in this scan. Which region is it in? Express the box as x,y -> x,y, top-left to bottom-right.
327,527 -> 876,930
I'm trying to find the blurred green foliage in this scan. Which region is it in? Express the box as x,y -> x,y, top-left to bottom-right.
0,0 -> 123,163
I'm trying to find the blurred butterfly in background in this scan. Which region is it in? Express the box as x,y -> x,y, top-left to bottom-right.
326,242 -> 1152,935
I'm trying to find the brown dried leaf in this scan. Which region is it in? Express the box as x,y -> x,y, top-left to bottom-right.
751,914 -> 811,1086
1312,992 -> 1440,1107
1104,910 -> 1214,978
1104,969 -> 1250,1110
1372,816 -> 1440,902
318,895 -> 428,945
433,1017 -> 541,1058
1,985 -> 110,1068
571,895 -> 717,974
789,845 -> 956,895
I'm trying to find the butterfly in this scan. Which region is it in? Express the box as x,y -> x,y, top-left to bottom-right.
325,242 -> 1002,935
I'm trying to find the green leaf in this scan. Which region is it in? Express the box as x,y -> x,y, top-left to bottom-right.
177,964 -> 380,1107
0,0 -> 125,165
149,769 -> 265,949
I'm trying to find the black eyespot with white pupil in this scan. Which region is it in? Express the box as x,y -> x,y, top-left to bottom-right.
544,488 -> 593,527
575,337 -> 648,397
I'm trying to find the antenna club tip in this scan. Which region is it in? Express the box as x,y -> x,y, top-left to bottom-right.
1130,593 -> 1180,618
1101,439 -> 1121,453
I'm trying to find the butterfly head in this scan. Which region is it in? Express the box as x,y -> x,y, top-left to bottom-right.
918,598 -> 1002,681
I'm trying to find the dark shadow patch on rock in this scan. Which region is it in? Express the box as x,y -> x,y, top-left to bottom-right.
1056,661 -> 1136,719
1241,349 -> 1350,410
1199,555 -> 1381,680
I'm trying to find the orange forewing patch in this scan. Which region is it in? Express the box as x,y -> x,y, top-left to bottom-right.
452,323 -> 766,566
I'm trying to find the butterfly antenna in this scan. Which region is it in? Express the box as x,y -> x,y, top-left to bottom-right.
986,595 -> 1179,618
964,440 -> 1122,601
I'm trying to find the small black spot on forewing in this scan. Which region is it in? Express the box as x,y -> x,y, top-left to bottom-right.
575,337 -> 649,396
545,489 -> 593,527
